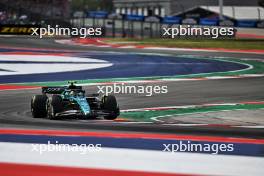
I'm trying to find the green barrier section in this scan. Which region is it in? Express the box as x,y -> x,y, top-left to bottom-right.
120,104 -> 264,122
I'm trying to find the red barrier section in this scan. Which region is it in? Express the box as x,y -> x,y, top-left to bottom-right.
0,128 -> 263,144
0,163 -> 196,176
0,85 -> 39,91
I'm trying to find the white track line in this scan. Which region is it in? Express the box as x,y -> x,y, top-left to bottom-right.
55,39 -> 264,55
1,142 -> 263,176
150,108 -> 264,123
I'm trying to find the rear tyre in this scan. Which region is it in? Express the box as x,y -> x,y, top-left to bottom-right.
47,95 -> 63,120
31,95 -> 48,118
102,95 -> 119,120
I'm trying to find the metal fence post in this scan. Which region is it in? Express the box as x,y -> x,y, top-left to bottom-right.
131,20 -> 134,38
112,19 -> 116,38
150,22 -> 153,38
122,18 -> 125,38
141,20 -> 144,39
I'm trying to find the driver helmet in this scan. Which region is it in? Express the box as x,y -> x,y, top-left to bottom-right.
78,92 -> 84,97
70,91 -> 76,96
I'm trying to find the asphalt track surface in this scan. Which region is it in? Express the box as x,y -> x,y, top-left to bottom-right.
0,36 -> 264,138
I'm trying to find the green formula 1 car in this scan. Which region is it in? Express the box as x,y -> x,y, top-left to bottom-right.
31,81 -> 120,120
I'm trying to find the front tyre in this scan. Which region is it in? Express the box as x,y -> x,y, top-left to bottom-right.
101,95 -> 120,120
31,95 -> 48,118
47,95 -> 63,120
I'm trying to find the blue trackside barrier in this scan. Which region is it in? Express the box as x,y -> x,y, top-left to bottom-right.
162,16 -> 181,24
236,20 -> 257,27
88,11 -> 108,18
199,18 -> 219,26
126,15 -> 144,21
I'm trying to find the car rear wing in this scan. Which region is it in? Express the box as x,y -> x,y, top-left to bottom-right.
42,87 -> 65,94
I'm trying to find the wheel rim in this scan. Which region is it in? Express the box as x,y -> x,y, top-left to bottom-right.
47,104 -> 54,119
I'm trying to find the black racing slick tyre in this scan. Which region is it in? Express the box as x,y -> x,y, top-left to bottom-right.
102,95 -> 120,120
31,95 -> 48,118
47,95 -> 63,120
